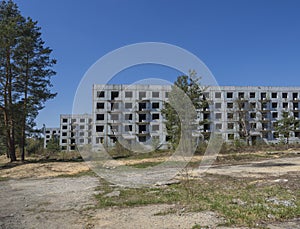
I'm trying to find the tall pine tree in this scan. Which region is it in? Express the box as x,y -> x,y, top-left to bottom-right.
0,0 -> 56,161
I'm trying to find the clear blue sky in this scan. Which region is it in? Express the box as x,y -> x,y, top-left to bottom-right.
13,0 -> 300,128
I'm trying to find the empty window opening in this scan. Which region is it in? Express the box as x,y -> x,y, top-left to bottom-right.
152,113 -> 159,120
125,91 -> 133,98
97,91 -> 105,98
96,125 -> 104,132
125,114 -> 133,120
227,92 -> 233,98
152,92 -> 159,98
152,102 -> 159,109
96,114 -> 104,121
111,91 -> 119,100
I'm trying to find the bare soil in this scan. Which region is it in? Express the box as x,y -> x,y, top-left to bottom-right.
0,154 -> 299,229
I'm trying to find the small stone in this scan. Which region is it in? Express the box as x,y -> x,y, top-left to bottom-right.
104,190 -> 120,198
231,198 -> 246,206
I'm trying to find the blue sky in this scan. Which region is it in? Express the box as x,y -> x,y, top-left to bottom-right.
14,0 -> 300,127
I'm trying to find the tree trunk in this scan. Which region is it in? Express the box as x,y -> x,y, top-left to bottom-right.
5,48 -> 17,162
20,55 -> 29,161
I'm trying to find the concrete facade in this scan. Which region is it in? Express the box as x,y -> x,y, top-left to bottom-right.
92,85 -> 300,147
44,128 -> 60,148
92,84 -> 170,149
203,86 -> 300,144
59,114 -> 92,151
45,85 -> 300,150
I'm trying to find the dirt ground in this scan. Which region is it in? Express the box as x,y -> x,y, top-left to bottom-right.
0,154 -> 299,229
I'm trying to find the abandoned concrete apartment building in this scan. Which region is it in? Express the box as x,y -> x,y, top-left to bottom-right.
44,85 -> 300,150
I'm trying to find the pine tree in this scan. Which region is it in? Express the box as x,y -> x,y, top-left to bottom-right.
275,111 -> 299,144
161,71 -> 206,149
0,0 -> 56,161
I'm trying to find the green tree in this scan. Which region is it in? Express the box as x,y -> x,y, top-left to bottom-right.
0,0 -> 56,161
161,71 -> 206,149
46,135 -> 60,154
275,111 -> 299,144
234,98 -> 251,145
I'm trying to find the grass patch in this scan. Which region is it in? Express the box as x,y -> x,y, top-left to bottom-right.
55,169 -> 95,178
0,176 -> 9,182
95,174 -> 300,227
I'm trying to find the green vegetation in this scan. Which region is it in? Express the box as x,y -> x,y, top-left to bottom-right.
275,111 -> 300,144
95,174 -> 300,227
161,70 -> 208,149
0,0 -> 56,162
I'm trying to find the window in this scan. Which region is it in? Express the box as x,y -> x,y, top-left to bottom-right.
111,126 -> 119,133
272,93 -> 277,99
139,125 -> 146,133
125,125 -> 132,132
125,114 -> 132,120
293,93 -> 298,100
152,125 -> 159,131
79,132 -> 84,136
227,123 -> 234,129
215,103 -> 221,109
152,102 -> 159,109
96,137 -> 104,144
250,92 -> 256,98
97,91 -> 105,98
282,102 -> 288,109
61,146 -> 67,150
125,103 -> 132,109
261,92 -> 267,100
96,114 -> 104,121
111,102 -> 119,110
62,125 -> 67,130
282,92 -> 288,99
152,92 -> 159,98
139,91 -> 146,99
250,112 -> 256,119
227,92 -> 233,98
250,123 -> 257,129
293,103 -> 299,109
250,102 -> 256,109
215,123 -> 222,130
96,102 -> 105,109
238,92 -> 244,99
71,118 -> 76,123
215,113 -> 222,119
165,92 -> 169,98
62,118 -> 68,123
79,139 -> 84,144
152,113 -> 159,120
203,92 -> 209,99
62,139 -> 67,143
227,113 -> 233,119
80,118 -> 85,123
272,112 -> 278,118
272,102 -> 277,109
215,92 -> 221,98
111,114 -> 119,120
79,125 -> 84,130
227,103 -> 233,109
62,132 -> 67,136
139,136 -> 147,142
228,134 -> 234,140
111,91 -> 119,100
125,91 -> 133,98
